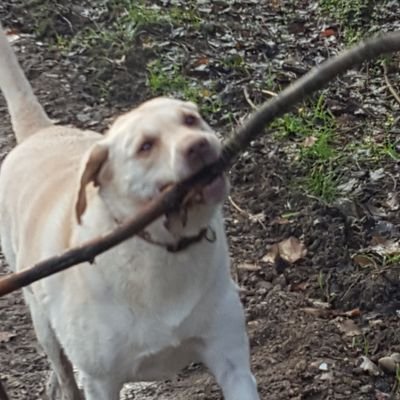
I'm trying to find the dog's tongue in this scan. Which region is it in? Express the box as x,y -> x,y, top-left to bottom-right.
202,175 -> 227,204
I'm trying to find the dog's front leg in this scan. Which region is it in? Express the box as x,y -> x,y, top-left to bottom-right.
80,374 -> 122,400
200,286 -> 260,400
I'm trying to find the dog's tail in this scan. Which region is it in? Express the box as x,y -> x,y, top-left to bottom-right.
0,25 -> 52,143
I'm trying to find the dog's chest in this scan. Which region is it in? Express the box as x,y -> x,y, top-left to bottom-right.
62,291 -> 208,380
55,242 -> 222,378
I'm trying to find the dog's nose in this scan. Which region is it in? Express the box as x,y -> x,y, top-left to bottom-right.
184,137 -> 217,171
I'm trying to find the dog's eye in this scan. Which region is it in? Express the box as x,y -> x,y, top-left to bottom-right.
183,114 -> 198,127
137,139 -> 155,155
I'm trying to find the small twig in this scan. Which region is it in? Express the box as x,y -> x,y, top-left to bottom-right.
383,61 -> 400,106
228,196 -> 266,229
261,89 -> 278,97
1,31 -> 400,297
0,380 -> 9,400
243,87 -> 257,110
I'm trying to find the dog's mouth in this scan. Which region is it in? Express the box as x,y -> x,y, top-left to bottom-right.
159,174 -> 228,207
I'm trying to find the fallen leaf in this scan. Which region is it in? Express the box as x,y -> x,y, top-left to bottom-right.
344,308 -> 361,318
277,236 -> 307,263
321,27 -> 337,38
375,389 -> 390,400
192,55 -> 209,67
290,281 -> 309,292
0,331 -> 16,343
385,192 -> 399,211
262,244 -> 279,263
369,168 -> 385,182
370,240 -> 400,256
302,136 -> 317,147
352,254 -> 376,268
5,28 -> 21,43
370,235 -> 387,246
359,356 -> 380,376
337,178 -> 358,194
365,202 -> 387,218
336,319 -> 361,337
262,237 -> 306,264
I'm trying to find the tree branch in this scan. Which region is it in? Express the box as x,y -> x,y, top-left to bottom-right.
0,31 -> 399,297
0,380 -> 9,400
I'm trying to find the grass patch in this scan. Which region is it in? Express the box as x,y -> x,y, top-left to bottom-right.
318,0 -> 374,44
305,165 -> 339,202
147,59 -> 222,116
346,115 -> 400,163
53,1 -> 201,56
48,1 -> 204,102
273,95 -> 343,202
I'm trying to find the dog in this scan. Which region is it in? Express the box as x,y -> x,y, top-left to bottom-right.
0,25 -> 260,400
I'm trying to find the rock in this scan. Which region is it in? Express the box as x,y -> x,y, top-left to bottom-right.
359,356 -> 380,376
319,362 -> 328,371
378,353 -> 400,374
391,353 -> 400,363
319,372 -> 334,381
359,384 -> 373,394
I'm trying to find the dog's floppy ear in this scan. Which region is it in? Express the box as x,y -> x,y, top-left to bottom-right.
75,144 -> 109,224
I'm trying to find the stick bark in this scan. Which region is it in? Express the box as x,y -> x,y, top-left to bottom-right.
0,380 -> 9,400
0,31 -> 400,297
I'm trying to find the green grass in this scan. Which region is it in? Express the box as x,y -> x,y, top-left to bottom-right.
53,1 -> 201,55
272,95 -> 341,202
351,335 -> 370,356
48,1 -> 205,102
147,59 -> 222,116
318,0 -> 374,44
305,165 -> 339,202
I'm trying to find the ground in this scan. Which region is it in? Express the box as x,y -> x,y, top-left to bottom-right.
0,0 -> 400,399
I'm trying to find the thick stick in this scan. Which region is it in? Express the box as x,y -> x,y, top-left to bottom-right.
0,31 -> 399,297
0,380 -> 9,400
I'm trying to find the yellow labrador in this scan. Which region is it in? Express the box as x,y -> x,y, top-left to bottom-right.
0,26 -> 260,400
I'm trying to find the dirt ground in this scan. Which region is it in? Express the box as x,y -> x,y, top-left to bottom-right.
1,0 -> 400,399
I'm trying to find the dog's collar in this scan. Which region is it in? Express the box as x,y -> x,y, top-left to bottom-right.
102,198 -> 216,252
137,226 -> 216,253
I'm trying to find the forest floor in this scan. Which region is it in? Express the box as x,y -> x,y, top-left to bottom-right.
1,0 -> 400,399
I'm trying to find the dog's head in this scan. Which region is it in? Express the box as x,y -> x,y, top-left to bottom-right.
76,97 -> 228,237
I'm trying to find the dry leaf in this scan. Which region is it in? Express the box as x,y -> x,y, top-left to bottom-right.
370,240 -> 400,256
343,308 -> 361,318
303,136 -> 317,147
369,168 -> 385,182
370,235 -> 387,246
5,28 -> 21,43
359,356 -> 380,376
375,389 -> 390,400
336,319 -> 361,337
386,192 -> 399,211
352,254 -> 376,268
0,331 -> 16,343
277,237 -> 307,263
290,281 -> 309,292
262,244 -> 279,263
262,237 -> 307,264
321,27 -> 337,38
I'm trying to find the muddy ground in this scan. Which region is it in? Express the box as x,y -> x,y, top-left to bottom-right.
1,0 -> 400,399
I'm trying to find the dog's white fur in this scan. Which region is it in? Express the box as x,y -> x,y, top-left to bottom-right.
0,25 -> 260,400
